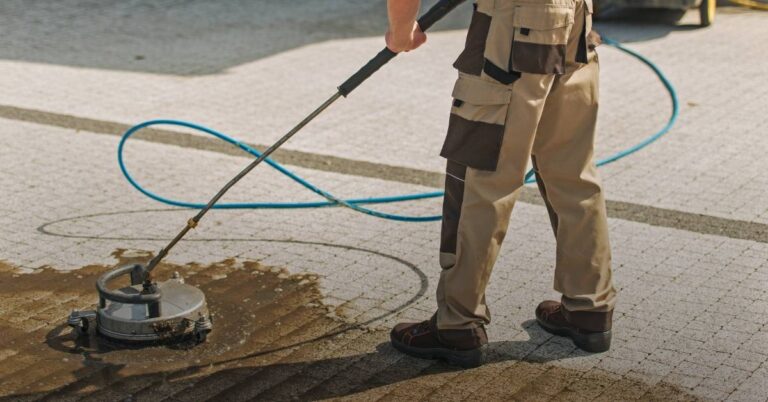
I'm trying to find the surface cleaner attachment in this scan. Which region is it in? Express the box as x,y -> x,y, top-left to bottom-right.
69,264 -> 212,343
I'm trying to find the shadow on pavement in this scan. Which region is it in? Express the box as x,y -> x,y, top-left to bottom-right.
595,8 -> 699,43
0,0 -> 473,76
6,323 -> 702,401
1,0 -> 750,75
595,1 -> 745,42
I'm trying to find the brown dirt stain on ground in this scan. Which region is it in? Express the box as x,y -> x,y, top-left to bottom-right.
0,253 -> 700,401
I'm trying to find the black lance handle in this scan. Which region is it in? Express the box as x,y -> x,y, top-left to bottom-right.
416,0 -> 467,31
337,0 -> 467,97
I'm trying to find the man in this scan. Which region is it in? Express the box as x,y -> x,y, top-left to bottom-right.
387,0 -> 616,368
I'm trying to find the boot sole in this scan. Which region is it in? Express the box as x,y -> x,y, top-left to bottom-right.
390,335 -> 485,368
536,317 -> 612,353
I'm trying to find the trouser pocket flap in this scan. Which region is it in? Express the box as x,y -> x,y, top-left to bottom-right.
451,74 -> 512,107
440,76 -> 511,172
510,5 -> 574,74
512,5 -> 573,30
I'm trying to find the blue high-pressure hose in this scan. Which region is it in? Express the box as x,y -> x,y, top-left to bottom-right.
118,39 -> 679,222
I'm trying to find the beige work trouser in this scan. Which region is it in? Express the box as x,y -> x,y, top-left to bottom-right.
436,0 -> 616,330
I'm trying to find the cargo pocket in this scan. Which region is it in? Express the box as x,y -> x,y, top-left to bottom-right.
510,5 -> 574,75
453,4 -> 492,76
440,75 -> 512,172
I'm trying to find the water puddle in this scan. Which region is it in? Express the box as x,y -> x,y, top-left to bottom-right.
0,250 -> 337,400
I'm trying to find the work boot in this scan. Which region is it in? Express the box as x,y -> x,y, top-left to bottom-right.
390,315 -> 487,368
535,300 -> 613,353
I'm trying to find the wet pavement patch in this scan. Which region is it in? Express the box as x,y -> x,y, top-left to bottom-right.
0,253 -> 700,401
0,251 -> 340,400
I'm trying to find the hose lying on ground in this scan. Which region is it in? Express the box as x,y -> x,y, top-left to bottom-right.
118,39 -> 680,222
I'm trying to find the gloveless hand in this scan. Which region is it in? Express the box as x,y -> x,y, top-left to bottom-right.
386,22 -> 427,53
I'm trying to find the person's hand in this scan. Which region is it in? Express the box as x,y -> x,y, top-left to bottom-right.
385,22 -> 427,53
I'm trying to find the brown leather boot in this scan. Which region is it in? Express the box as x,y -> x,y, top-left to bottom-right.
390,315 -> 488,368
535,300 -> 613,353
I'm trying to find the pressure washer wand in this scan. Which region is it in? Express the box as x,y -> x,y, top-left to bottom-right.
142,0 -> 467,276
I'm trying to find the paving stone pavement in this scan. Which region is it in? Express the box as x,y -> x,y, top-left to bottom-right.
0,2 -> 767,401
1,2 -> 766,224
